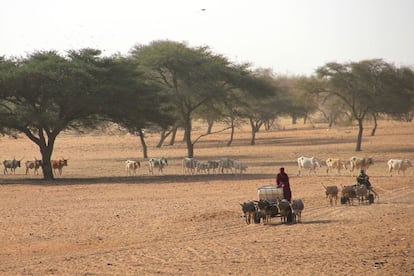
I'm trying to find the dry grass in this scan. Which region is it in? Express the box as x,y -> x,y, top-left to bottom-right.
0,119 -> 413,275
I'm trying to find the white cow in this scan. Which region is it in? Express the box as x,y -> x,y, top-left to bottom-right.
387,159 -> 412,176
196,162 -> 210,174
219,158 -> 235,174
297,156 -> 321,176
207,160 -> 220,174
182,157 -> 198,175
125,160 -> 140,176
349,156 -> 374,176
232,160 -> 248,174
148,157 -> 168,175
325,158 -> 347,175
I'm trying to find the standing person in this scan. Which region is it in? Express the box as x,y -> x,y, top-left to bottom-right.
276,167 -> 292,202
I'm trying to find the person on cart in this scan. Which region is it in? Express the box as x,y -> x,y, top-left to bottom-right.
356,169 -> 372,190
276,167 -> 292,202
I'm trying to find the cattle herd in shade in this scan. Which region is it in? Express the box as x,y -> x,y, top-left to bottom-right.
2,158 -> 68,176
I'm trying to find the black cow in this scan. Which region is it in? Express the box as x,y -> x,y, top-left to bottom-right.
3,158 -> 21,174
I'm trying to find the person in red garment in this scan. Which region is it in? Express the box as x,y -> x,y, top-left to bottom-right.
276,167 -> 292,202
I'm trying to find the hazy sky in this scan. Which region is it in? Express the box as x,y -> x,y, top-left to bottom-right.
2,0 -> 414,75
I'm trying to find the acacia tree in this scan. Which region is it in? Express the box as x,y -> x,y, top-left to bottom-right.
316,59 -> 414,151
276,76 -> 318,125
131,40 -> 271,157
235,70 -> 290,145
101,56 -> 174,158
0,50 -> 153,179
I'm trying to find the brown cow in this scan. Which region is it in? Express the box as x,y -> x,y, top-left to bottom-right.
25,159 -> 43,175
51,158 -> 68,176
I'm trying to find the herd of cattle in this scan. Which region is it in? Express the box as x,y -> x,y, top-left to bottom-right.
297,156 -> 412,176
125,155 -> 412,177
2,155 -> 412,177
125,157 -> 248,176
2,158 -> 68,176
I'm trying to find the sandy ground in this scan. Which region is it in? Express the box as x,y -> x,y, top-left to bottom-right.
0,120 -> 413,275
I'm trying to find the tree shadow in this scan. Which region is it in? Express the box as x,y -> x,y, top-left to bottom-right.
0,173 -> 276,186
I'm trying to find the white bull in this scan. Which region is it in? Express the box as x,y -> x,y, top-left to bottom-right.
148,157 -> 168,175
219,158 -> 234,174
349,156 -> 374,176
297,156 -> 321,176
182,157 -> 198,175
232,160 -> 248,174
387,159 -> 412,176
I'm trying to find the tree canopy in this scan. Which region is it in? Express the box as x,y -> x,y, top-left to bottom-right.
0,49 -> 156,179
316,59 -> 414,151
130,40 -> 275,157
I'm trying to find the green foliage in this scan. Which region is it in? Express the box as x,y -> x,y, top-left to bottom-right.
0,49 -> 158,179
316,59 -> 414,150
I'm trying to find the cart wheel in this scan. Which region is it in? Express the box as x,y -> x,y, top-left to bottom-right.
368,194 -> 374,204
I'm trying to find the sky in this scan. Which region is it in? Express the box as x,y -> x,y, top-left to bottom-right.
2,0 -> 414,75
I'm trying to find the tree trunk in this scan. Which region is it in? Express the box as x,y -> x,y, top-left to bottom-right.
138,129 -> 148,158
23,128 -> 57,180
249,118 -> 257,145
292,114 -> 297,125
250,130 -> 256,145
206,119 -> 213,134
371,113 -> 378,136
169,127 -> 178,146
328,115 -> 334,128
183,115 -> 194,157
355,119 -> 363,151
157,129 -> 167,148
40,144 -> 54,180
227,117 -> 235,147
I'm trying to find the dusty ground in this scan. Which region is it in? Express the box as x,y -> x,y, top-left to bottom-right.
0,119 -> 413,275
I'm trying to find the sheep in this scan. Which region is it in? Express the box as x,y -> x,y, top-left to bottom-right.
322,185 -> 339,206
291,198 -> 305,223
240,201 -> 256,224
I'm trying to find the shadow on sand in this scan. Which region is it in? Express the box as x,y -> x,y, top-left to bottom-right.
0,173 -> 276,186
